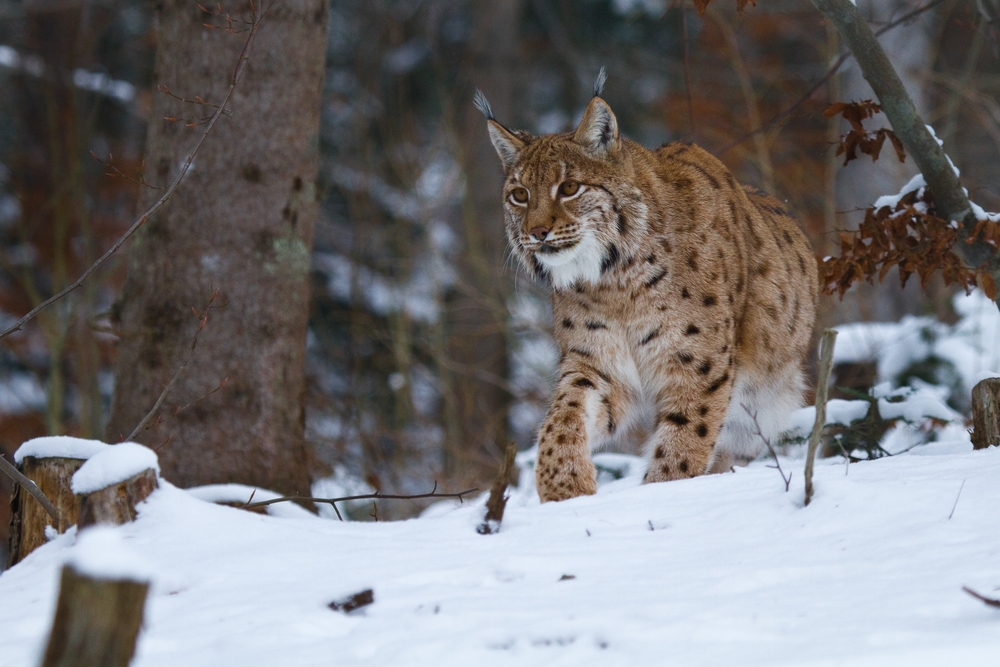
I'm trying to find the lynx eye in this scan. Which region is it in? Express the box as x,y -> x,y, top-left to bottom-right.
558,180 -> 580,197
510,187 -> 529,204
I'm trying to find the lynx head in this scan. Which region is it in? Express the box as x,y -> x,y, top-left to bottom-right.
476,76 -> 648,290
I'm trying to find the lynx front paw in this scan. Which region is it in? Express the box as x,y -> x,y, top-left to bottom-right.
535,450 -> 597,502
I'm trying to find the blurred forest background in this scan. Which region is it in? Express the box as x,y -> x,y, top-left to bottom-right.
0,0 -> 998,551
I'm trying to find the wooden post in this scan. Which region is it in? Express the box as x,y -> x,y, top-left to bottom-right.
8,456 -> 87,567
805,329 -> 838,507
78,469 -> 159,529
40,565 -> 149,667
971,378 -> 1000,450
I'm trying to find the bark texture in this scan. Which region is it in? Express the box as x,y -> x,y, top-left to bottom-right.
77,469 -> 159,528
40,566 -> 149,667
105,0 -> 328,496
8,456 -> 85,566
971,378 -> 1000,450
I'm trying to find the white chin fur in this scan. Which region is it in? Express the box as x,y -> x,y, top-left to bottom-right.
536,235 -> 604,289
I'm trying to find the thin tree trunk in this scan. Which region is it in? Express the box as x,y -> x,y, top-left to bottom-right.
105,0 -> 328,497
446,0 -> 521,482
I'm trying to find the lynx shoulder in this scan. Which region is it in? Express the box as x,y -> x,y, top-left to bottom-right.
479,87 -> 817,502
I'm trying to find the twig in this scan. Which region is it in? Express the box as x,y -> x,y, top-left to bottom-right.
962,586 -> 1000,608
477,441 -> 518,535
805,328 -> 839,506
0,1 -> 266,341
125,290 -> 219,442
0,455 -> 61,523
948,479 -> 966,520
241,482 -> 479,521
717,0 -> 947,157
741,403 -> 792,492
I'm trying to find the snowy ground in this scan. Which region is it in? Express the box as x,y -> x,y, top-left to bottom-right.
2,440 -> 1000,666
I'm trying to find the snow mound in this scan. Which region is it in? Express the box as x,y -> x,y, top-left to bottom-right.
71,443 -> 159,495
66,526 -> 153,583
14,436 -> 110,464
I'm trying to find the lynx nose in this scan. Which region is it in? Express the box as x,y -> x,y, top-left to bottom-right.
529,226 -> 550,242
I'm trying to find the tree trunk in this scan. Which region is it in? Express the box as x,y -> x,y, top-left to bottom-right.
105,0 -> 328,497
8,456 -> 85,566
40,565 -> 149,667
971,378 -> 1000,450
446,0 -> 521,483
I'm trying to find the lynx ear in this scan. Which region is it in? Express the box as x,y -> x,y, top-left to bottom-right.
486,119 -> 526,172
573,96 -> 619,157
475,88 -> 525,171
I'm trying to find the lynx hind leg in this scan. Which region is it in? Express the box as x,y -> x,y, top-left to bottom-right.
535,368 -> 627,502
708,363 -> 805,474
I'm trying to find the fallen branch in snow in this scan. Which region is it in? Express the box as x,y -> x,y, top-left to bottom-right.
962,586 -> 1000,608
0,2 -> 264,341
241,482 -> 478,520
478,442 -> 518,535
0,454 -> 60,523
805,329 -> 838,506
328,589 -> 374,613
741,404 -> 791,492
125,290 -> 220,442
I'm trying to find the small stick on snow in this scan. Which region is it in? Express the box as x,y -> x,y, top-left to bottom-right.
477,441 -> 517,535
962,586 -> 1000,608
742,403 -> 792,492
0,455 -> 60,523
805,328 -> 838,507
948,479 -> 966,520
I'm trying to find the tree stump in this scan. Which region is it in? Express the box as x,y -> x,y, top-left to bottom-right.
8,456 -> 87,566
78,469 -> 159,529
40,565 -> 149,667
971,378 -> 1000,450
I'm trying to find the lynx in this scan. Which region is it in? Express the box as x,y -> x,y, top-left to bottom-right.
476,78 -> 817,502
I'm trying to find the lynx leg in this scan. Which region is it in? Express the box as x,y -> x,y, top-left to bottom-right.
707,364 -> 804,474
535,363 -> 626,502
643,372 -> 735,483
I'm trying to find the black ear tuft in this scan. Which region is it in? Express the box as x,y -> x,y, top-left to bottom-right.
473,88 -> 495,120
593,66 -> 607,98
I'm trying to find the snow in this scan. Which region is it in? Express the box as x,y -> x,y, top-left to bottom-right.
788,398 -> 871,435
65,526 -> 153,583
13,436 -> 109,465
70,443 -> 160,495
3,443 -> 1000,666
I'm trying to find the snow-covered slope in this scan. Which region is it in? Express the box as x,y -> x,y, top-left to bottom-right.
2,443 -> 1000,666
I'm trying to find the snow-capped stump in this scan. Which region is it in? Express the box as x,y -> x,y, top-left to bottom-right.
40,527 -> 151,667
971,378 -> 1000,450
8,437 -> 111,566
72,443 -> 160,529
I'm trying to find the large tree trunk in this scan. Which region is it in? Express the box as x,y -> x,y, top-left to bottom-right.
105,0 -> 327,497
444,0 -> 521,484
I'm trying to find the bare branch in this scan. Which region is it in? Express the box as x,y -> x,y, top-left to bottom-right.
241,483 -> 479,520
0,455 -> 60,523
0,1 -> 265,341
962,586 -> 1000,608
740,403 -> 791,492
125,290 -> 220,442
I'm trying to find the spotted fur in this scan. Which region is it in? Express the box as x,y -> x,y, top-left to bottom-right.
483,93 -> 817,502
